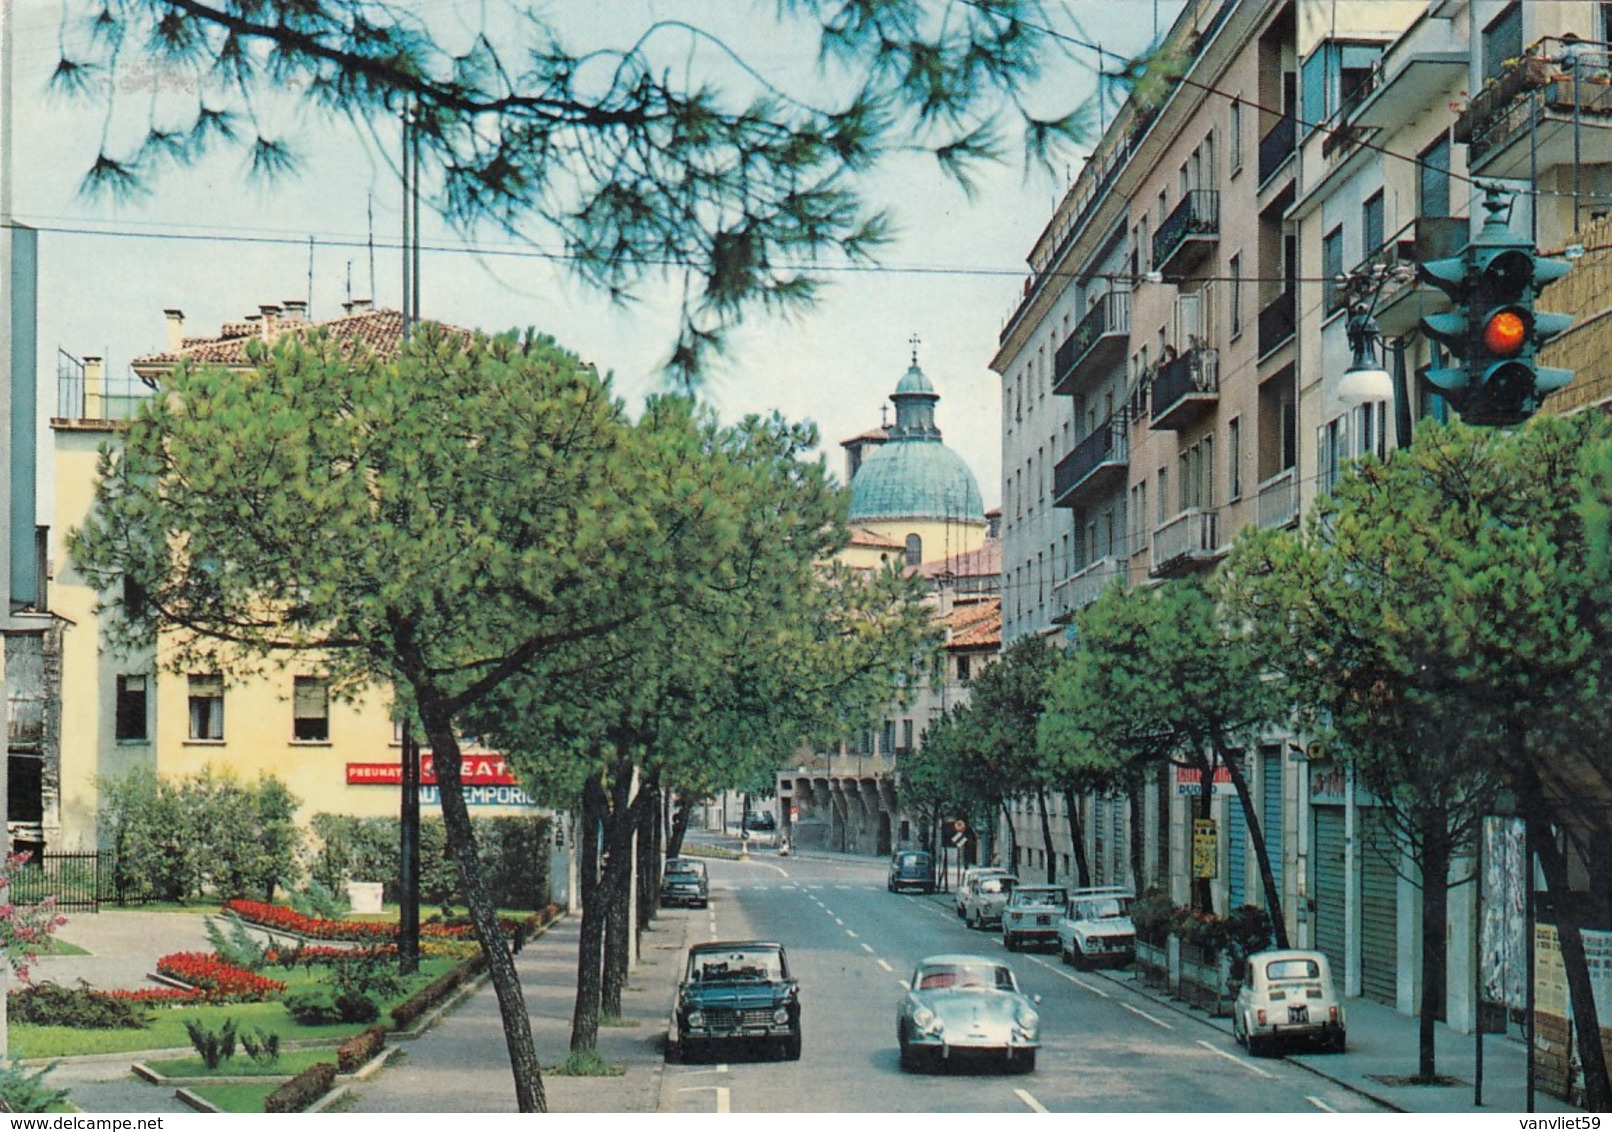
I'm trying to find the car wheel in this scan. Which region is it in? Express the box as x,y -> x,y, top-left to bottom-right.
1014,1049 -> 1037,1074
781,1033 -> 802,1061
1232,1012 -> 1246,1048
1246,1031 -> 1269,1058
1059,942 -> 1072,966
1329,1030 -> 1347,1054
1004,932 -> 1018,951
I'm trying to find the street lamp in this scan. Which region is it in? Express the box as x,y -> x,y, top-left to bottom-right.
1337,303 -> 1393,407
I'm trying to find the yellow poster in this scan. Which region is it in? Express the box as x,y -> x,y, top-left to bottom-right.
1193,818 -> 1218,879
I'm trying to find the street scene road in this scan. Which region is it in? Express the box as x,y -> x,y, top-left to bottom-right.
655,851 -> 1386,1114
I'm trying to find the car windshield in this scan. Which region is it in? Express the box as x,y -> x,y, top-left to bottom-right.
1265,957 -> 1322,981
1074,897 -> 1127,919
916,963 -> 1016,992
667,862 -> 702,876
1015,889 -> 1064,908
898,853 -> 929,866
980,878 -> 1015,894
691,949 -> 782,983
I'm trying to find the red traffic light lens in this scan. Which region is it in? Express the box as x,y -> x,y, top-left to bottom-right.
1483,309 -> 1528,356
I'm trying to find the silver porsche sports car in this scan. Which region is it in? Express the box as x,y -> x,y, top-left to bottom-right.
896,954 -> 1041,1073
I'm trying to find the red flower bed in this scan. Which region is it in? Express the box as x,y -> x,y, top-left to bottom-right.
224,899 -> 505,942
156,952 -> 287,1003
99,986 -> 205,1004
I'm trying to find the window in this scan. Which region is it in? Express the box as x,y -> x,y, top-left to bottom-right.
115,675 -> 148,741
904,534 -> 923,567
188,675 -> 224,741
1419,135 -> 1451,220
1229,98 -> 1243,172
1363,191 -> 1384,259
882,720 -> 897,753
1227,417 -> 1243,500
902,719 -> 914,751
293,676 -> 331,742
1323,226 -> 1345,315
1301,40 -> 1386,132
1157,468 -> 1170,522
1482,3 -> 1523,84
957,655 -> 972,683
1229,255 -> 1243,337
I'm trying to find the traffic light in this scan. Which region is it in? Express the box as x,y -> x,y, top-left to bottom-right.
1417,190 -> 1576,426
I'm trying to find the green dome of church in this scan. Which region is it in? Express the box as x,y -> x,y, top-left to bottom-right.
847,357 -> 985,524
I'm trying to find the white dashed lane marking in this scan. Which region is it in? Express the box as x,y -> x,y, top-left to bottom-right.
1015,1088 -> 1048,1113
1196,1039 -> 1275,1078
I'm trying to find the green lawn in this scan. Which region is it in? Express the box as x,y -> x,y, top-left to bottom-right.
144,1046 -> 340,1079
184,1081 -> 283,1113
12,955 -> 461,1058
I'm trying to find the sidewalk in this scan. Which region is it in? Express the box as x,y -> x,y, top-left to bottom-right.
21,906 -> 691,1114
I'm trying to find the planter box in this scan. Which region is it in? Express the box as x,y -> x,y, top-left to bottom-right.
1176,941 -> 1234,1016
1135,940 -> 1170,990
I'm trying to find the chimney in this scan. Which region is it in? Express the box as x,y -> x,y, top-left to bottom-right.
258,303 -> 282,338
282,299 -> 307,323
164,309 -> 185,353
347,297 -> 373,314
84,356 -> 104,420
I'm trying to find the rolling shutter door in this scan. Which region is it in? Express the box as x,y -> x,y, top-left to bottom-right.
1227,796 -> 1247,910
1262,748 -> 1284,897
1360,808 -> 1399,1005
1312,807 -> 1347,977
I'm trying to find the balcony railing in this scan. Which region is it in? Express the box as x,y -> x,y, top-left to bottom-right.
1150,347 -> 1219,431
1257,115 -> 1296,186
1257,290 -> 1296,359
1150,508 -> 1223,577
1152,190 -> 1219,275
1256,468 -> 1298,530
1053,556 -> 1127,621
1052,414 -> 1129,508
1053,291 -> 1131,396
1459,46 -> 1612,175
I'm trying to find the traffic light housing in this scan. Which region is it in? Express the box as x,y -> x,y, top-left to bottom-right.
1417,191 -> 1575,426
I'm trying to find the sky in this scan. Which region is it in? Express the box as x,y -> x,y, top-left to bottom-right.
9,1 -> 1180,521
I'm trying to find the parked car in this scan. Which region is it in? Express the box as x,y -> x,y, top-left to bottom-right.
887,849 -> 937,894
960,872 -> 1020,930
896,954 -> 1040,1073
1056,886 -> 1136,968
1232,949 -> 1346,1056
660,858 -> 710,909
1000,884 -> 1067,951
744,810 -> 777,832
954,866 -> 1015,917
670,940 -> 801,1062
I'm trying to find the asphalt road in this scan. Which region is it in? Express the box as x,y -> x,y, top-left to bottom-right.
656,850 -> 1392,1114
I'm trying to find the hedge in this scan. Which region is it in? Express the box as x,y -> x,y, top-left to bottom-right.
308,814 -> 551,910
263,1061 -> 337,1113
336,1026 -> 387,1073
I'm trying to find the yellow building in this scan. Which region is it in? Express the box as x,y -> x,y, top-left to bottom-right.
49,303 -> 539,851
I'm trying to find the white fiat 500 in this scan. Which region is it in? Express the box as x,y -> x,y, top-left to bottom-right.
1233,949 -> 1346,1056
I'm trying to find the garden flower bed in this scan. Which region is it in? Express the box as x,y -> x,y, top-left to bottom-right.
155,952 -> 288,1003
221,899 -> 523,942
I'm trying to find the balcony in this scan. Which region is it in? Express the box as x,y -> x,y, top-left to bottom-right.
1460,47 -> 1612,179
1257,115 -> 1296,187
1257,291 -> 1296,359
1152,190 -> 1219,276
1353,215 -> 1469,339
1150,347 -> 1219,431
1150,508 -> 1224,577
1052,415 -> 1129,508
1052,556 -> 1127,621
1256,468 -> 1299,530
1053,291 -> 1130,396
1349,11 -> 1465,136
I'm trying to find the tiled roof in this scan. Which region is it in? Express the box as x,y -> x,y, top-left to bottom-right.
908,539 -> 1001,581
848,527 -> 905,550
942,596 -> 1001,650
840,426 -> 890,447
132,308 -> 430,372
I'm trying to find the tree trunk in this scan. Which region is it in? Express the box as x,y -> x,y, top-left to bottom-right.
1036,790 -> 1058,883
1215,738 -> 1288,948
1000,798 -> 1019,872
1533,812 -> 1612,1112
1061,788 -> 1092,887
636,779 -> 659,938
667,797 -> 693,860
1188,751 -> 1216,915
600,760 -> 637,1020
1417,807 -> 1451,1082
421,706 -> 546,1112
571,774 -> 606,1055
